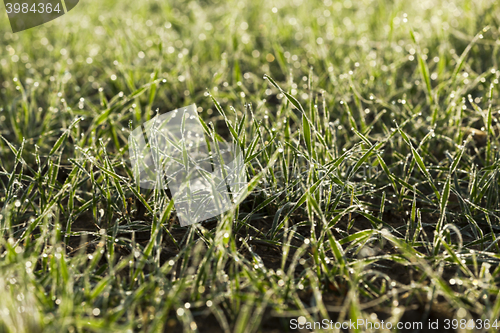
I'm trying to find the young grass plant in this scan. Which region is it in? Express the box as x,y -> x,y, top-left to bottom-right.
1,0 -> 500,331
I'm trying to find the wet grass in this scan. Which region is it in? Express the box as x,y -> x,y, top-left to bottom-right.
1,0 -> 500,332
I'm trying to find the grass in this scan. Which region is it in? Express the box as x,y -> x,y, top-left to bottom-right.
1,0 -> 500,331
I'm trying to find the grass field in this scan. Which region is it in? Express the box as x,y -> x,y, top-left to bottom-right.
1,0 -> 500,331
